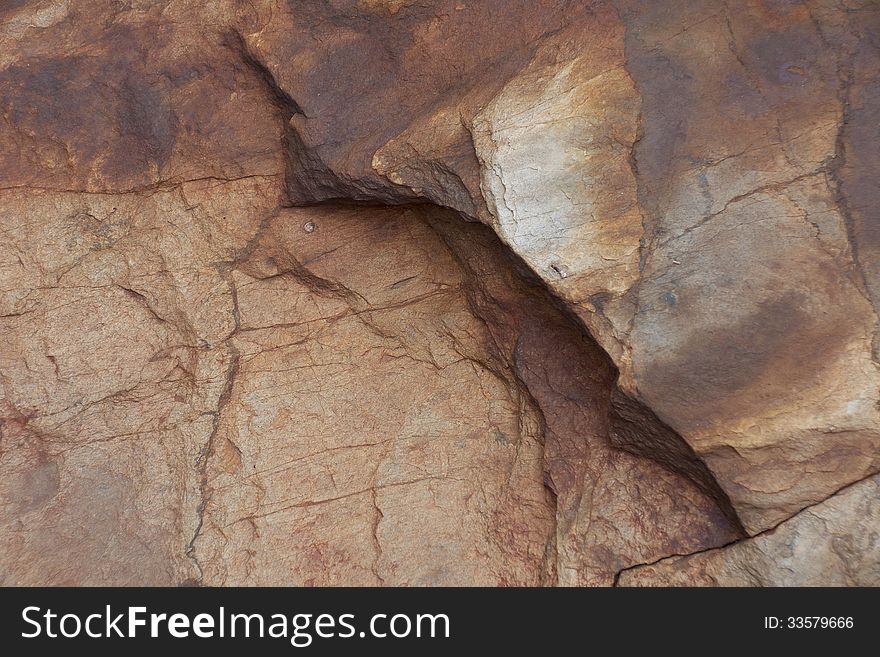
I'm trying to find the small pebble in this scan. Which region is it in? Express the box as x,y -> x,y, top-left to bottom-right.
303,221 -> 316,233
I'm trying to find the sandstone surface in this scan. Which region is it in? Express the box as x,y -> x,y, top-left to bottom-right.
1,0 -> 877,585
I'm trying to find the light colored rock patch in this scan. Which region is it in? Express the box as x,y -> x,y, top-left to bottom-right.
470,58 -> 643,330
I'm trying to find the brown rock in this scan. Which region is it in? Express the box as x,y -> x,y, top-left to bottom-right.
191,204 -> 740,585
233,0 -> 880,534
1,0 -> 877,585
618,475 -> 880,586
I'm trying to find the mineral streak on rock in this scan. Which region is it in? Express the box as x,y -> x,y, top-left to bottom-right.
0,0 -> 878,585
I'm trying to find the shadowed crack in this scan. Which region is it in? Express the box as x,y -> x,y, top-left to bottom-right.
608,390 -> 746,534
429,207 -> 745,534
185,287 -> 242,582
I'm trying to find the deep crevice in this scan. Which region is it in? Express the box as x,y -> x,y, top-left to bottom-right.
272,205 -> 750,559
608,390 -> 746,534
316,202 -> 745,550
427,204 -> 745,536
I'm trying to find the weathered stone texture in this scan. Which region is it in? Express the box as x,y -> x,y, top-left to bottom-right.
619,475 -> 880,586
1,0 -> 877,585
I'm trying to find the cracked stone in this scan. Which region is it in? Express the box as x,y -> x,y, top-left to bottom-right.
1,0 -> 878,586
618,474 -> 880,586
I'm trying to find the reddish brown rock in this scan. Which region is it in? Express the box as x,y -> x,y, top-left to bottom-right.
0,193 -> 739,585
0,178 -> 274,584
186,203 -> 739,586
1,0 -> 878,585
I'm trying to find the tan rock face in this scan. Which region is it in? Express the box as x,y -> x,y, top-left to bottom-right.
0,0 -> 877,585
194,206 -> 559,586
0,194 -> 738,585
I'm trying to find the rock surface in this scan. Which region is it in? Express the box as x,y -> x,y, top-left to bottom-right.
0,0 -> 878,585
618,474 -> 880,586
